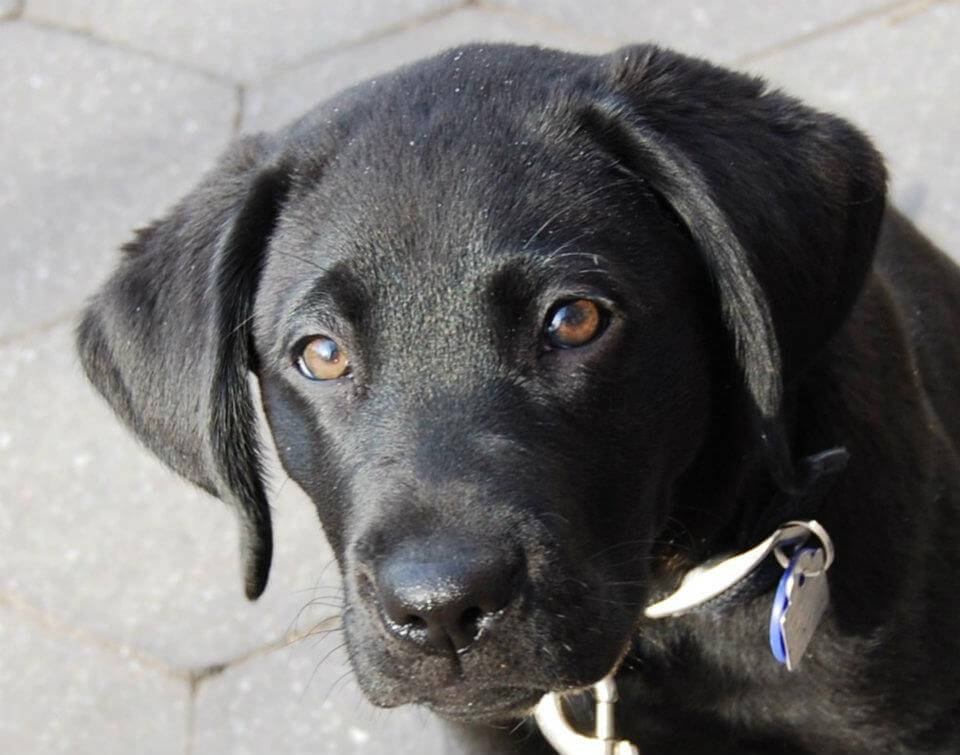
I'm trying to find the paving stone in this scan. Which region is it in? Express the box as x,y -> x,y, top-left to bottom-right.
26,0 -> 461,82
744,2 -> 960,257
243,6 -> 615,133
4,2 -> 959,754
0,603 -> 188,755
0,0 -> 22,20
489,0 -> 896,63
193,633 -> 453,755
0,322 -> 342,669
0,23 -> 234,339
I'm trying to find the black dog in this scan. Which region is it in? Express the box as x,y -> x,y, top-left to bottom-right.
77,44 -> 960,753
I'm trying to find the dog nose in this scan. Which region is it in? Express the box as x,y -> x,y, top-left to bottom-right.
375,537 -> 520,653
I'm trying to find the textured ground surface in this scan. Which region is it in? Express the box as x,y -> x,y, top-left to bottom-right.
1,1 -> 958,753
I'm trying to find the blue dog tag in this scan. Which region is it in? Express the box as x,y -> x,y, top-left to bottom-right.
769,546 -> 829,671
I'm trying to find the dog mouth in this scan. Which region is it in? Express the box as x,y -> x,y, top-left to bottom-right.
420,685 -> 545,722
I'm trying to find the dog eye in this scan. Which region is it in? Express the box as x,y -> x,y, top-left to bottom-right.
544,299 -> 606,348
296,336 -> 350,381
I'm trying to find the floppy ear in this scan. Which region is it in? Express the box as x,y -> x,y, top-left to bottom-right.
76,134 -> 291,599
584,45 -> 886,492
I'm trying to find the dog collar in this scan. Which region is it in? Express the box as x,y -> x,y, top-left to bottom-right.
535,520 -> 835,754
644,519 -> 833,619
642,445 -> 848,620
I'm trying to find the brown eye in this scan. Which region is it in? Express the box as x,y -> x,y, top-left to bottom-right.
296,336 -> 350,380
545,299 -> 605,349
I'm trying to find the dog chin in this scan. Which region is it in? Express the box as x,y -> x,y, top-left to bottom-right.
422,687 -> 545,723
353,666 -> 547,721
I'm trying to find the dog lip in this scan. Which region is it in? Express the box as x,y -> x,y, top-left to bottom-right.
422,686 -> 544,721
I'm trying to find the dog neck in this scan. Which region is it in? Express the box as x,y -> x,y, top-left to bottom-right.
648,446 -> 847,617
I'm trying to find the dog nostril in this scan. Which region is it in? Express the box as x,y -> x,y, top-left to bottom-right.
372,537 -> 522,654
459,606 -> 483,640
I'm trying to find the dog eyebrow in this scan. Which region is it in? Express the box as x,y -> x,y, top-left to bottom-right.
272,263 -> 369,352
484,245 -> 626,332
521,179 -> 634,251
303,264 -> 368,317
527,241 -> 622,291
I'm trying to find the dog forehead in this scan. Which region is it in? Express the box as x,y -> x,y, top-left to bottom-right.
255,45 -> 686,359
265,143 -> 643,325
280,44 -> 611,215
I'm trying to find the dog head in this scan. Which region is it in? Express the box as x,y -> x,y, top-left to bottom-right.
77,44 -> 885,721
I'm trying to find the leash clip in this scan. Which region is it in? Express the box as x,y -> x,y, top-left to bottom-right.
534,676 -> 640,755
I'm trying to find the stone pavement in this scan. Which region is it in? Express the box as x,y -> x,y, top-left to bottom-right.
0,1 -> 957,753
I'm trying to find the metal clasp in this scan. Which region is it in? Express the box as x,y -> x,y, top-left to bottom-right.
534,676 -> 640,755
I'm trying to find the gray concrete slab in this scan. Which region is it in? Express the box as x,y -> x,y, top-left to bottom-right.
743,1 -> 960,257
1,1 -> 958,753
0,1 -> 22,21
0,23 -> 234,339
193,634 -> 453,755
489,0 -> 901,63
244,5 -> 615,133
26,0 -> 463,82
0,322 -> 340,669
0,603 -> 188,755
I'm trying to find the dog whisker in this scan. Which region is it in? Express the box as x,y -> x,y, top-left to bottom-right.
582,594 -> 645,608
540,233 -> 594,262
219,311 -> 257,343
509,716 -> 529,737
303,640 -> 349,701
272,248 -> 326,271
327,667 -> 357,699
299,625 -> 342,642
537,511 -> 572,529
522,180 -> 632,250
586,537 -> 659,563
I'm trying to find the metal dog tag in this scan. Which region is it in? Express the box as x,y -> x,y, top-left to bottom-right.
769,547 -> 829,671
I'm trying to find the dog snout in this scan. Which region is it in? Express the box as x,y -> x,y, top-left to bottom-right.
372,536 -> 523,654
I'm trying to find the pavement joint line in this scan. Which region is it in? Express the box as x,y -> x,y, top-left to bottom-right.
232,83 -> 246,135
731,0 -> 936,66
185,671 -> 204,755
188,614 -> 344,691
885,0 -> 950,25
0,588 -> 190,682
181,612 -> 343,750
249,0 -> 475,86
18,16 -> 241,88
0,308 -> 81,348
0,585 -> 342,688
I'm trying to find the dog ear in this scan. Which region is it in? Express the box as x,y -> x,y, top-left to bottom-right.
76,134 -> 291,599
587,45 -> 886,491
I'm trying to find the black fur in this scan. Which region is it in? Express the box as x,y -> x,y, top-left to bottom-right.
77,44 -> 960,753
